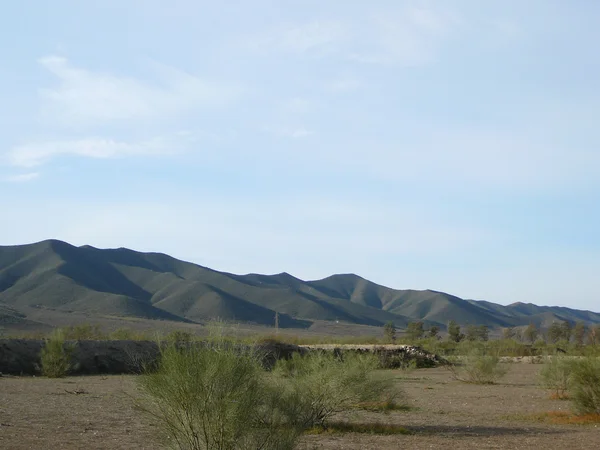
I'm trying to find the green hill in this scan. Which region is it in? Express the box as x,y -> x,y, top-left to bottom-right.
1,240 -> 599,331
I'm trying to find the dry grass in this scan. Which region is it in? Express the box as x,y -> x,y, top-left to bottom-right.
528,411 -> 600,425
549,392 -> 570,400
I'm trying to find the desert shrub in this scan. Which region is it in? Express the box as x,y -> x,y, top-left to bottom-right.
272,351 -> 401,428
137,340 -> 300,450
569,356 -> 600,415
62,323 -> 105,340
165,330 -> 194,345
109,328 -> 137,340
448,349 -> 509,384
40,328 -> 74,378
538,354 -> 574,399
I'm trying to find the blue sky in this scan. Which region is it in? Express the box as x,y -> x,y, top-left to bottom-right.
1,1 -> 599,310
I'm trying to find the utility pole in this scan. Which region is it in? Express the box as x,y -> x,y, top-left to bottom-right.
275,311 -> 279,335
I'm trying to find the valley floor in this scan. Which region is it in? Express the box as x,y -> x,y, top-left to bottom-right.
1,364 -> 598,449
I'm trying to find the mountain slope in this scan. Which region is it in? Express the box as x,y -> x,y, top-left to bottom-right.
1,240 -> 599,329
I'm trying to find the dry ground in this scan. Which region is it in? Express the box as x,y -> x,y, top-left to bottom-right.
1,364 -> 598,449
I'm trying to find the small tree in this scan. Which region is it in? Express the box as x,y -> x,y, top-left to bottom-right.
560,321 -> 572,343
405,321 -> 425,340
587,325 -> 599,346
573,321 -> 586,347
547,322 -> 563,344
465,325 -> 488,342
428,326 -> 440,339
524,323 -> 538,344
40,328 -> 73,378
477,325 -> 489,342
383,321 -> 396,342
502,327 -> 516,340
448,320 -> 464,343
465,325 -> 478,342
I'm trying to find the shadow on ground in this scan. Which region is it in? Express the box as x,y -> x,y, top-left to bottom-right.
407,424 -> 571,437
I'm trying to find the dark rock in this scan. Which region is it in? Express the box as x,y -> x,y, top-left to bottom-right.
0,339 -> 306,375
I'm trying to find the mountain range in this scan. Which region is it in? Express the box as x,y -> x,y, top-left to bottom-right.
1,240 -> 599,331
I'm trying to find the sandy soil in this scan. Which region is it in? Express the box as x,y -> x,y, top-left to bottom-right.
1,364 -> 598,449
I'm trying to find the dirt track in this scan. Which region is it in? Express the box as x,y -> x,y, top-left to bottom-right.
1,364 -> 599,449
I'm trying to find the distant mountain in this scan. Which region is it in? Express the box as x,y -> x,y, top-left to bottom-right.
1,240 -> 599,330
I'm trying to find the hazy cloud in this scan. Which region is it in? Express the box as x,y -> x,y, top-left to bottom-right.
247,19 -> 347,54
2,172 -> 40,183
349,5 -> 460,65
38,56 -> 242,126
7,135 -> 183,167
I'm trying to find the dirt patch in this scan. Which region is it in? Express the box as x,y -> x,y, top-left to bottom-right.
1,364 -> 599,449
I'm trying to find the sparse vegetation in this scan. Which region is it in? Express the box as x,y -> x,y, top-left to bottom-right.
538,354 -> 574,399
383,321 -> 396,342
524,323 -> 539,344
40,328 -> 73,378
447,320 -> 464,343
405,321 -> 425,340
569,356 -> 600,415
448,348 -> 509,384
61,323 -> 105,340
137,339 -> 301,450
272,351 -> 402,429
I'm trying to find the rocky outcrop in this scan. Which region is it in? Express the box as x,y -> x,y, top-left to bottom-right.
0,339 -> 306,375
0,339 -> 444,376
0,339 -> 161,375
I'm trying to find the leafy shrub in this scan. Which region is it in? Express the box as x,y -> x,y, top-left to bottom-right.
569,357 -> 600,415
272,351 -> 401,428
539,354 -> 573,399
448,349 -> 509,384
62,323 -> 104,340
40,328 -> 74,378
165,330 -> 194,345
137,340 -> 300,450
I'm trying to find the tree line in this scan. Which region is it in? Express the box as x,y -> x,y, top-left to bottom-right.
383,319 -> 600,345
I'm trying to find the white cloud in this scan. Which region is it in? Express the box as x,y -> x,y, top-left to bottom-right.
284,97 -> 311,114
2,172 -> 40,183
328,78 -> 361,92
247,19 -> 347,54
244,5 -> 459,66
350,5 -> 459,66
7,136 -> 182,168
265,126 -> 314,139
38,56 -> 241,126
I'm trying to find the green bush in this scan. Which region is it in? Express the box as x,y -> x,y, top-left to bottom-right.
62,323 -> 104,340
165,330 -> 194,345
137,340 -> 300,450
448,349 -> 509,384
272,351 -> 401,428
538,354 -> 573,399
569,357 -> 600,415
40,328 -> 73,378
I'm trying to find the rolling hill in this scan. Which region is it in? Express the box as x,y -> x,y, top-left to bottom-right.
1,239 -> 599,331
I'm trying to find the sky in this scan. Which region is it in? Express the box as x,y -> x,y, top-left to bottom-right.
1,1 -> 599,311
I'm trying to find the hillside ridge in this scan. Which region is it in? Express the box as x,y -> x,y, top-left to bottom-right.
1,240 -> 599,330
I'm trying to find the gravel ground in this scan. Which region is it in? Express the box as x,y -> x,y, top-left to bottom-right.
1,364 -> 599,449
